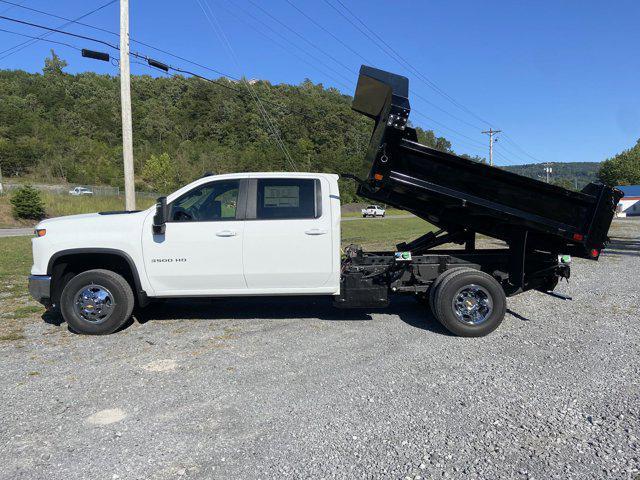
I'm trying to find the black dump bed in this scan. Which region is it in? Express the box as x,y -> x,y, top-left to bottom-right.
351,66 -> 623,260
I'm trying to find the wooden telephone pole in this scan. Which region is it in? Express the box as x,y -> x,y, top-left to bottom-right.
120,0 -> 135,210
482,128 -> 502,166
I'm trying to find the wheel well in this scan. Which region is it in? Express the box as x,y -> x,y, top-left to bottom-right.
49,252 -> 141,305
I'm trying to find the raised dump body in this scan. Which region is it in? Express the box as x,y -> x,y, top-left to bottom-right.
351,66 -> 623,260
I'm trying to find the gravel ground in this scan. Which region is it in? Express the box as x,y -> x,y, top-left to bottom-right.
1,221 -> 638,480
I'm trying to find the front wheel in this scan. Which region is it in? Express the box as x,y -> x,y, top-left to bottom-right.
432,269 -> 506,337
60,269 -> 134,335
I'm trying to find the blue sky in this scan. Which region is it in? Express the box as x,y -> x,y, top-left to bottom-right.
1,0 -> 638,166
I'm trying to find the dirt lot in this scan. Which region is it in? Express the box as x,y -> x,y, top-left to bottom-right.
0,220 -> 638,479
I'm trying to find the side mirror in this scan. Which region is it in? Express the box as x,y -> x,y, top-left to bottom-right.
153,196 -> 168,235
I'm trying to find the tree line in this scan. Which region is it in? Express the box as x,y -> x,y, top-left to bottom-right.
598,139 -> 640,187
3,51 -> 635,199
0,51 -> 458,202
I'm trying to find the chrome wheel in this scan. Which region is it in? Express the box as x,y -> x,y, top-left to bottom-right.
452,284 -> 493,325
73,284 -> 115,323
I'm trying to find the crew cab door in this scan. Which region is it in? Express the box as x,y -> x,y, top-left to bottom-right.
141,179 -> 247,296
242,177 -> 334,291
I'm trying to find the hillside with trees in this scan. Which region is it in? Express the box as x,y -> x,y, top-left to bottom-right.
0,51 -> 456,202
503,162 -> 601,189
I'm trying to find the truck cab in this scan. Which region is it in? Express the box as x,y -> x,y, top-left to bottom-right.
29,173 -> 341,334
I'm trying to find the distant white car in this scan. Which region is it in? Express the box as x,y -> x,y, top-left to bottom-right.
361,204 -> 385,218
69,187 -> 94,196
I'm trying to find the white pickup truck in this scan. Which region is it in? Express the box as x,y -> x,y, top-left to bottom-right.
69,186 -> 94,196
361,204 -> 386,217
30,173 -> 343,335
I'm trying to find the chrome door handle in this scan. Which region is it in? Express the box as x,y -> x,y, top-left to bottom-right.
216,230 -> 237,237
305,228 -> 327,235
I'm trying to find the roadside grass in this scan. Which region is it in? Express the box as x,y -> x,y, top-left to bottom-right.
0,236 -> 42,340
0,193 -> 156,228
341,216 -> 435,250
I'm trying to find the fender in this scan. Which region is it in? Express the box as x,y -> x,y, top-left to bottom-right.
47,248 -> 148,305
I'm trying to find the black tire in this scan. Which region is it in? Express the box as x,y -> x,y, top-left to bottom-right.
60,269 -> 134,335
427,267 -> 475,317
432,269 -> 506,337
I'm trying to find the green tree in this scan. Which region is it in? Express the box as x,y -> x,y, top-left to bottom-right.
142,153 -> 178,193
598,139 -> 640,186
43,49 -> 68,76
10,185 -> 46,220
551,178 -> 576,190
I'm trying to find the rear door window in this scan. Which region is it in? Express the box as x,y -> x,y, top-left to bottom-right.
256,179 -> 320,219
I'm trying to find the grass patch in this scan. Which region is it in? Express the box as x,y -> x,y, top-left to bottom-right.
10,305 -> 43,319
0,237 -> 37,321
342,216 -> 436,250
0,236 -> 33,278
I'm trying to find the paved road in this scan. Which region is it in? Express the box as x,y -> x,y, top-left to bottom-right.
0,228 -> 33,237
0,221 -> 638,479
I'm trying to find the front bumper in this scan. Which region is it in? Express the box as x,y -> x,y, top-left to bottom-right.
28,275 -> 51,305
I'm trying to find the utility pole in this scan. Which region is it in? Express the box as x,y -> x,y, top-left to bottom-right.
0,162 -> 4,195
481,128 -> 502,166
543,163 -> 553,183
120,0 -> 135,210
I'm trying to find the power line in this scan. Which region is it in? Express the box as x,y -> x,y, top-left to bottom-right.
0,0 -> 117,60
209,0 -> 493,160
246,0 -> 356,77
196,0 -> 297,171
331,0 -> 494,128
282,0 -> 374,66
0,4 -> 529,165
0,0 -> 25,15
0,12 -> 324,124
0,0 -> 116,36
0,0 -> 238,80
321,0 -> 547,164
0,26 -> 83,52
216,0 -> 353,88
501,134 -> 546,163
0,14 -> 119,50
0,13 -> 248,95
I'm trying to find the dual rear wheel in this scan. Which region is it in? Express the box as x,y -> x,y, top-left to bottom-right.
425,268 -> 507,337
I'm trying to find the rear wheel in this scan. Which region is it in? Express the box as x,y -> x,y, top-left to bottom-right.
427,267 -> 474,317
432,269 -> 506,337
60,269 -> 134,335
